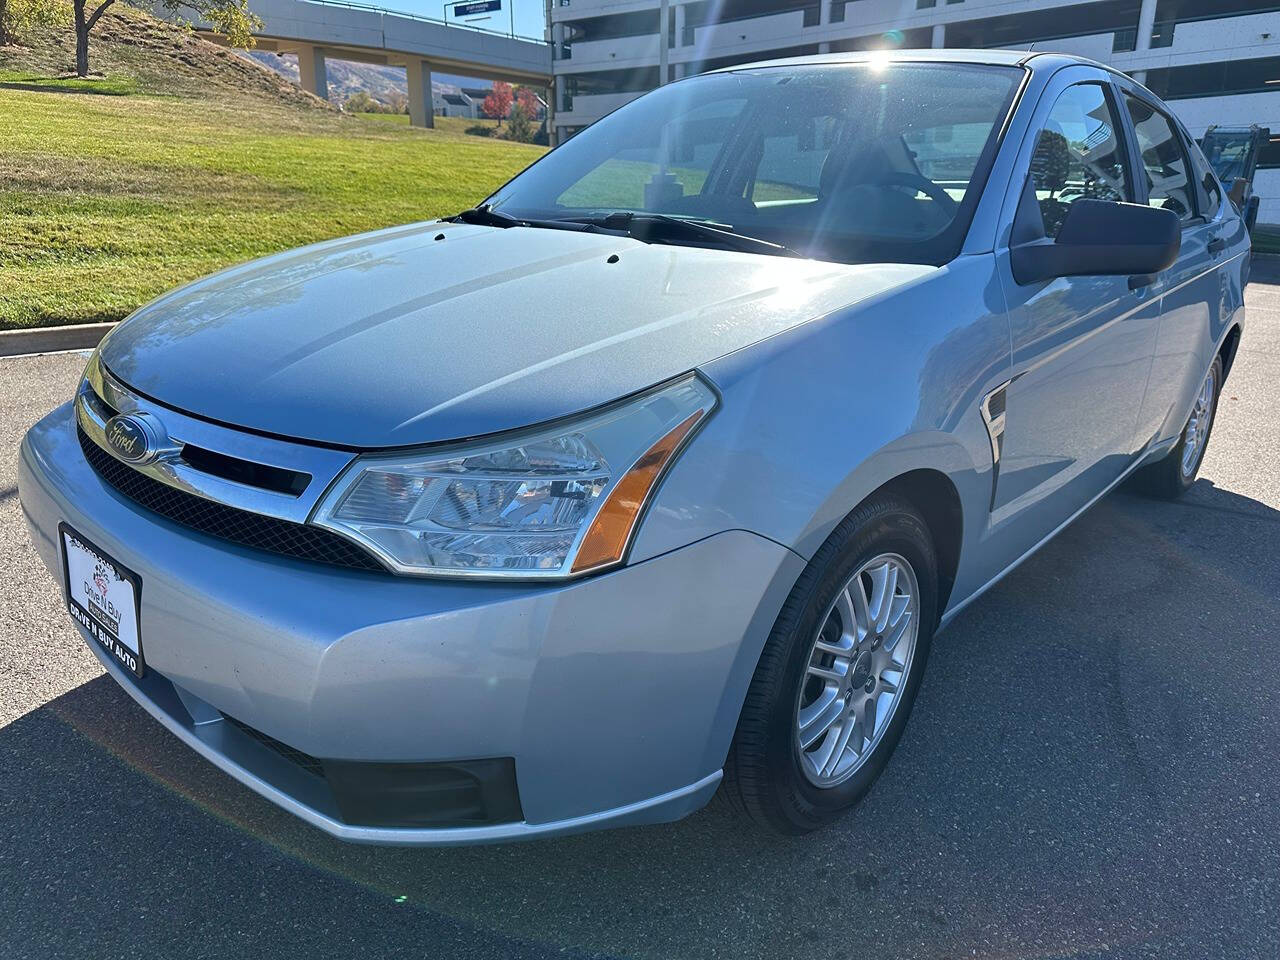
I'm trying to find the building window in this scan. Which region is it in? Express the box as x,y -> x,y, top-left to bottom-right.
1255,138 -> 1280,170
1142,55 -> 1280,100
916,0 -> 936,7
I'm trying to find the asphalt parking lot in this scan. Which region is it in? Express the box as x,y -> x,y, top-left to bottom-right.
3,268 -> 1279,960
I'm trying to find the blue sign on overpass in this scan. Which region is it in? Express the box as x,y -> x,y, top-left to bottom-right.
453,0 -> 501,15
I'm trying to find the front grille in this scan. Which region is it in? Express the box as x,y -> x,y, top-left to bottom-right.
78,425 -> 385,572
223,714 -> 326,779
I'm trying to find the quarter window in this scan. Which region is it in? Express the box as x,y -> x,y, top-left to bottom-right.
1124,94 -> 1197,222
1026,84 -> 1132,239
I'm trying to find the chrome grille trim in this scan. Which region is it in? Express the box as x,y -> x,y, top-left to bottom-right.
76,353 -> 356,525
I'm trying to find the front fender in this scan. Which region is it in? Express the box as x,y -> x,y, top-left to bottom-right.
631,255 -> 1011,621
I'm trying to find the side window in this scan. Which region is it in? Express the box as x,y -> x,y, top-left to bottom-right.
556,98 -> 746,210
1026,84 -> 1131,238
1123,94 -> 1197,223
751,114 -> 839,204
1187,136 -> 1224,217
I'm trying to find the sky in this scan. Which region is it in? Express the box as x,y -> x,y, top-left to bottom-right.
393,0 -> 546,41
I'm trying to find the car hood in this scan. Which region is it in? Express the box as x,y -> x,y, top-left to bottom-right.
100,221 -> 933,448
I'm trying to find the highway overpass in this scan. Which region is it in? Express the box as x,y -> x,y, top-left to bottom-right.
174,0 -> 553,128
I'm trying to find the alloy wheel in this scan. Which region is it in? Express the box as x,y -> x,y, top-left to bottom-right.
794,553 -> 920,788
1181,365 -> 1217,479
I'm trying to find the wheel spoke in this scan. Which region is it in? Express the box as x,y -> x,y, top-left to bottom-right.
810,718 -> 846,775
806,662 -> 847,684
874,691 -> 894,736
797,686 -> 844,748
813,631 -> 855,658
883,609 -> 912,653
821,715 -> 859,777
858,693 -> 878,750
868,563 -> 897,633
847,581 -> 872,641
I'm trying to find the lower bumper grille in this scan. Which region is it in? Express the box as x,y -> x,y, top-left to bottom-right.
77,425 -> 385,572
222,713 -> 524,829
223,714 -> 327,779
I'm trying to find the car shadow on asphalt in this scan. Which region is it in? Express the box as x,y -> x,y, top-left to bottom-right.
3,477 -> 1279,960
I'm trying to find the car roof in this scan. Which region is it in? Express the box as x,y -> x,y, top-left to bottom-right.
707,48 -> 1098,73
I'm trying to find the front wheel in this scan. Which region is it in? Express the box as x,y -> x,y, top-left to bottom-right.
1132,355 -> 1222,500
721,495 -> 938,834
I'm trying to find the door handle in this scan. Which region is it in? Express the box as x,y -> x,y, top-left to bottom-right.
1207,235 -> 1226,256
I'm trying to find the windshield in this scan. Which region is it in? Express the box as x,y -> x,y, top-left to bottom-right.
486,62 -> 1023,265
1200,130 -> 1258,183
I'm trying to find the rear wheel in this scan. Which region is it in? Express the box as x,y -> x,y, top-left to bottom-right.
721,495 -> 937,834
1132,356 -> 1222,500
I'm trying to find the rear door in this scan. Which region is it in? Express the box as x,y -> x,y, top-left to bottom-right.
989,68 -> 1161,558
1117,84 -> 1226,450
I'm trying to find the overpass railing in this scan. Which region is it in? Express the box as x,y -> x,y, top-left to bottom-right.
292,0 -> 549,44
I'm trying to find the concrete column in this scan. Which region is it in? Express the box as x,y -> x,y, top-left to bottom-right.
931,23 -> 946,49
552,22 -> 565,60
1131,0 -> 1158,83
295,45 -> 328,100
818,42 -> 831,54
659,0 -> 670,84
819,0 -> 831,28
674,3 -> 686,48
1134,0 -> 1158,51
406,58 -> 434,129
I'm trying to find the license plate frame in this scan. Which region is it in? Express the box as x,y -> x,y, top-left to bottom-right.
59,523 -> 145,678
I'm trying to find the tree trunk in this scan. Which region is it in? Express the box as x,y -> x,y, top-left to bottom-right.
74,0 -> 90,76
0,0 -> 11,46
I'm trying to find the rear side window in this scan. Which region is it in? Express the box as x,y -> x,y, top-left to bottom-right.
1187,137 -> 1224,217
1123,94 -> 1197,222
1026,84 -> 1131,238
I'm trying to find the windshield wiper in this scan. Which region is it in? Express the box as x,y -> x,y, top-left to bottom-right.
448,204 -> 524,228
446,204 -> 595,233
569,212 -> 802,258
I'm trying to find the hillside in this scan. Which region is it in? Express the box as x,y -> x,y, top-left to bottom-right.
0,5 -> 546,329
243,50 -> 489,108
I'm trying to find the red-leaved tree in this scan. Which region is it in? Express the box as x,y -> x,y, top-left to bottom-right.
482,81 -> 513,127
515,86 -> 539,118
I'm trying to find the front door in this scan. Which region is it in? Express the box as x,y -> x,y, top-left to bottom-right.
990,73 -> 1162,561
1120,88 -> 1226,451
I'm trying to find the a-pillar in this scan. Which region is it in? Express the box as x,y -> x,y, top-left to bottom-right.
295,45 -> 328,100
406,58 -> 434,129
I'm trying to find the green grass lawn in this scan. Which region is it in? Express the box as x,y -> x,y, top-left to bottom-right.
0,74 -> 544,329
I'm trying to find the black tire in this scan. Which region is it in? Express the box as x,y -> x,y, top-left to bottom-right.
720,494 -> 938,835
1131,355 -> 1222,500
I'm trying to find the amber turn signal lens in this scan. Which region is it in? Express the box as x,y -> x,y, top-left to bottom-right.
571,409 -> 707,573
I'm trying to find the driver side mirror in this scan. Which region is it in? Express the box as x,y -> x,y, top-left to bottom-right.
1011,198 -> 1181,286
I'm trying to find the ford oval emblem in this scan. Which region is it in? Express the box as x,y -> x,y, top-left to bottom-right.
104,414 -> 165,465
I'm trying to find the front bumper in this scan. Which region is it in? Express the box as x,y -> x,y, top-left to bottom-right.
19,402 -> 803,845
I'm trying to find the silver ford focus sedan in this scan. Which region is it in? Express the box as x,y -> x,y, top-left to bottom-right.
20,50 -> 1247,845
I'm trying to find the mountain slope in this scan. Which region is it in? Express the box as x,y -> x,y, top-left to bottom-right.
243,50 -> 490,107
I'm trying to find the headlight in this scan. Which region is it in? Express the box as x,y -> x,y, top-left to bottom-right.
311,375 -> 716,578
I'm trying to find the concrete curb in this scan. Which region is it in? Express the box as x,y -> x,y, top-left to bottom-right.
0,322 -> 115,359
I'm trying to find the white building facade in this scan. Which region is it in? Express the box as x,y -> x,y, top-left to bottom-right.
548,0 -> 1280,223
